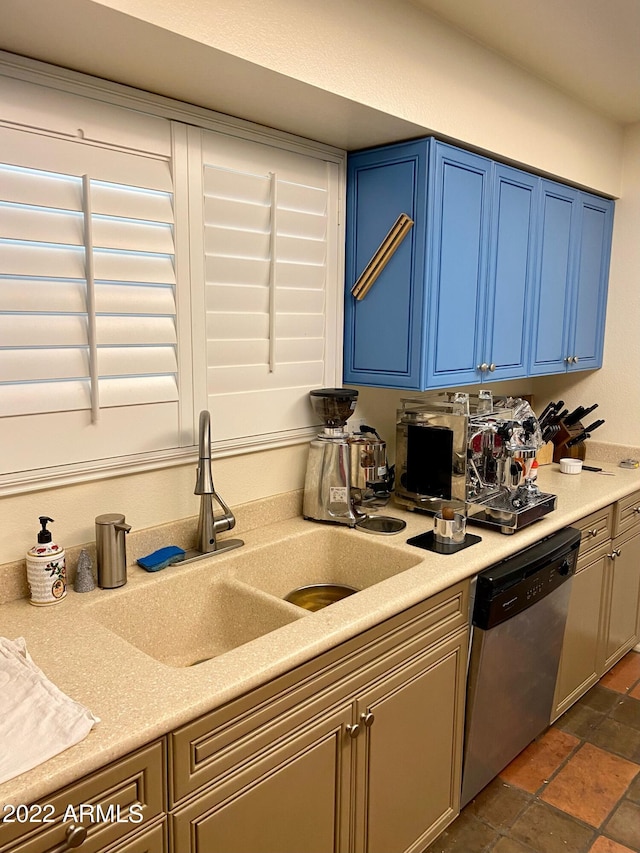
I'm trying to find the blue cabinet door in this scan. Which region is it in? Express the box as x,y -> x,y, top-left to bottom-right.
483,165 -> 538,382
343,140 -> 429,389
425,143 -> 492,388
529,180 -> 580,376
529,181 -> 613,376
568,193 -> 614,372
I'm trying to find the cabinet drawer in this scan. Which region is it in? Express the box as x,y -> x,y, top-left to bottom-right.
170,581 -> 469,805
107,819 -> 167,853
613,489 -> 640,539
0,741 -> 165,853
575,505 -> 613,571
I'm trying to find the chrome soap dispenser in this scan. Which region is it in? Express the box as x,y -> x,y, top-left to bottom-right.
95,513 -> 131,589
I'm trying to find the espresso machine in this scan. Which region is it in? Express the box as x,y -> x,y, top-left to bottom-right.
303,388 -> 392,526
394,391 -> 556,533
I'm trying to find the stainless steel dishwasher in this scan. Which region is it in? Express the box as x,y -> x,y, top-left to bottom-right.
460,526 -> 581,807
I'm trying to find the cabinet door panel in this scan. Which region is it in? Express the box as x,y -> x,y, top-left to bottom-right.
529,182 -> 578,375
552,557 -> 606,721
356,631 -> 467,853
570,196 -> 613,370
485,166 -> 537,380
172,706 -> 351,853
427,145 -> 490,387
344,141 -> 429,388
604,531 -> 640,669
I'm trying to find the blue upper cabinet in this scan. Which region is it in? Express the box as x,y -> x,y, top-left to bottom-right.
344,139 -> 430,388
427,157 -> 539,388
529,181 -> 580,375
344,139 -> 614,390
425,144 -> 492,388
529,181 -> 614,376
483,165 -> 539,382
570,192 -> 614,371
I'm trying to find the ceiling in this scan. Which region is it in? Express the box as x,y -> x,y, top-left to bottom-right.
411,0 -> 640,124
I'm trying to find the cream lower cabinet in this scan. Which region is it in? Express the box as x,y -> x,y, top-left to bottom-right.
353,633 -> 464,853
603,523 -> 640,670
553,491 -> 640,720
552,552 -> 608,719
171,704 -> 353,853
170,583 -> 469,853
0,742 -> 167,853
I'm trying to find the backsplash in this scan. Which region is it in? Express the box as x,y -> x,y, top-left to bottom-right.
0,490 -> 303,606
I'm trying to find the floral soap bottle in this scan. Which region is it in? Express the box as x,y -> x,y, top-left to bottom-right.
26,516 -> 66,606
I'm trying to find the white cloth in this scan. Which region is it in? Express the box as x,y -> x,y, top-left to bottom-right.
0,637 -> 100,785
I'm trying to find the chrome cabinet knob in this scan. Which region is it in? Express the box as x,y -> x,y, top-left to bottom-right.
609,548 -> 622,560
588,528 -> 598,538
489,363 -> 496,372
346,723 -> 361,738
65,824 -> 88,848
478,363 -> 489,372
633,507 -> 640,515
360,711 -> 375,728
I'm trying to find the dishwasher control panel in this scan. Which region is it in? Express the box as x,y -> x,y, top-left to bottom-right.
473,527 -> 580,630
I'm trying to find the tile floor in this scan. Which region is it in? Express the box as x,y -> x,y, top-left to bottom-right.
427,650 -> 640,853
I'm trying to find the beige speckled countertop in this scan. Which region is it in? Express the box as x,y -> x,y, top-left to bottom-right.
1,461 -> 639,808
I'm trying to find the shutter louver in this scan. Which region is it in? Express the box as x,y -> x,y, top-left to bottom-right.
198,131 -> 338,444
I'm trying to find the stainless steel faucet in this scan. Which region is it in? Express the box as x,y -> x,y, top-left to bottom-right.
185,410 -> 244,562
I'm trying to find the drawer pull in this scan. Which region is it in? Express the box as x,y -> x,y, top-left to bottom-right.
346,723 -> 361,738
609,548 -> 622,560
587,528 -> 598,538
633,507 -> 640,515
360,711 -> 375,728
65,824 -> 88,848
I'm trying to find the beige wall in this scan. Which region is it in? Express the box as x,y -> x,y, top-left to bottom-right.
1,0 -> 636,566
86,0 -> 623,195
532,122 -> 640,447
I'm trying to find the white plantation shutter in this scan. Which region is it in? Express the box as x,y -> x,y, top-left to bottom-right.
0,123 -> 183,476
192,129 -> 341,446
0,63 -> 345,491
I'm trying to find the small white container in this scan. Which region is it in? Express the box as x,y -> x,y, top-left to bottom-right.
559,458 -> 582,475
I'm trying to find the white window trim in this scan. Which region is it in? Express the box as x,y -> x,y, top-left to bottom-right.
0,51 -> 346,496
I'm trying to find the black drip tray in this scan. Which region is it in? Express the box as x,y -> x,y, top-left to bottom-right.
407,530 -> 482,554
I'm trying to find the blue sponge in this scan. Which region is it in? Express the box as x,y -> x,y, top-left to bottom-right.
137,546 -> 185,572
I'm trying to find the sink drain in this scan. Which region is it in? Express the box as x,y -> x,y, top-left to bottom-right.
284,583 -> 359,611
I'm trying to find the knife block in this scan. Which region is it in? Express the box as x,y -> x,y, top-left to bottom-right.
552,419 -> 587,463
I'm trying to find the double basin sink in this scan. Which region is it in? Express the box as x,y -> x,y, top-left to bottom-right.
88,526 -> 421,668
